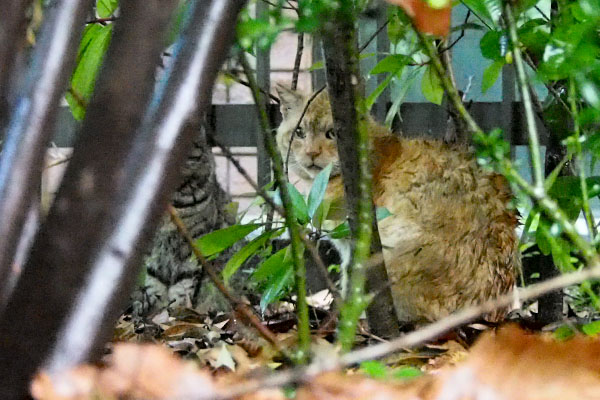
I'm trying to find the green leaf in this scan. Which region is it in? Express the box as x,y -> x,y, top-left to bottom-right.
392,366 -> 424,380
311,198 -> 331,230
260,262 -> 294,312
548,176 -> 600,199
450,22 -> 485,32
359,361 -> 387,379
370,54 -> 410,75
222,228 -> 285,285
97,0 -> 118,18
518,18 -> 550,58
287,183 -> 309,224
66,24 -> 113,120
329,221 -> 350,239
195,224 -> 261,257
376,207 -> 393,221
307,163 -> 333,219
480,30 -> 503,61
553,324 -> 576,340
482,60 -> 504,93
366,73 -> 395,110
252,247 -> 288,283
421,65 -> 444,105
461,0 -> 502,28
253,247 -> 295,311
577,77 -> 600,109
582,320 -> 600,336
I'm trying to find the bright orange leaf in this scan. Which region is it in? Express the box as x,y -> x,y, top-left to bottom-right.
386,0 -> 451,37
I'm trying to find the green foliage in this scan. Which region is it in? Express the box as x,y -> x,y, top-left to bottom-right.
222,228 -> 285,285
252,246 -> 295,312
582,320 -> 600,336
482,60 -> 504,93
461,0 -> 502,29
359,361 -> 423,380
421,64 -> 444,105
307,163 -> 333,219
553,324 -> 576,340
96,0 -> 118,18
480,30 -> 504,61
66,23 -> 113,120
473,128 -> 510,170
194,224 -> 261,257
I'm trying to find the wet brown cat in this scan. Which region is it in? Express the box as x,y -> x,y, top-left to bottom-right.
275,84 -> 521,324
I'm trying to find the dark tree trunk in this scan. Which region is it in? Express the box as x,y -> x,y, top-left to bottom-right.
322,4 -> 401,339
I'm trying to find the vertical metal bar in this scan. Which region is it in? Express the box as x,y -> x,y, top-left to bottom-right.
374,5 -> 390,123
0,0 -> 30,129
311,38 -> 327,89
256,0 -> 271,188
501,64 -> 515,154
0,0 -> 89,307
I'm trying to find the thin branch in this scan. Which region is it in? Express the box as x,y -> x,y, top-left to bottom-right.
568,78 -> 596,239
223,71 -> 280,103
240,52 -> 311,362
167,205 -> 284,352
505,2 -> 544,190
217,261 -> 600,399
358,20 -> 389,53
459,0 -> 493,30
261,0 -> 296,10
86,16 -> 118,24
414,29 -> 482,135
438,9 -> 471,55
504,160 -> 598,262
522,50 -> 571,118
291,32 -> 304,91
534,5 -> 551,22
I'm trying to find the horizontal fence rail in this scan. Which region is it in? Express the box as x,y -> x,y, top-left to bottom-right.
49,101 -> 547,149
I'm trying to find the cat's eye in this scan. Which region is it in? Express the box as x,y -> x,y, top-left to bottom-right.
294,127 -> 305,138
325,128 -> 336,139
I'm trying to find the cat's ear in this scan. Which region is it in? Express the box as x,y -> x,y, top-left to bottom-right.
275,83 -> 304,118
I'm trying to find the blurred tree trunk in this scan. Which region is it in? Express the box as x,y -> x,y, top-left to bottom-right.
132,117 -> 234,316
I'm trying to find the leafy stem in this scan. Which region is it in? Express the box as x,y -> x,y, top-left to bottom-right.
239,52 -> 311,363
569,78 -> 596,240
504,2 -> 544,191
414,29 -> 482,135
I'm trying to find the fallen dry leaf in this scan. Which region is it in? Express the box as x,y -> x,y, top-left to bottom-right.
297,325 -> 600,400
32,343 -> 219,400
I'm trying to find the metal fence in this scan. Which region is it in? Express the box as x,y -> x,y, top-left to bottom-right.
49,4 -> 550,195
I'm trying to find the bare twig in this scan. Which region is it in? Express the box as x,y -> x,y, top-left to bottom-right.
44,156 -> 72,170
86,16 -> 118,24
522,51 -> 570,115
261,0 -> 296,10
223,71 -> 280,103
358,20 -> 389,53
505,3 -> 544,190
168,205 -> 284,351
240,52 -> 311,361
216,262 -> 600,399
291,32 -> 304,91
414,29 -> 482,135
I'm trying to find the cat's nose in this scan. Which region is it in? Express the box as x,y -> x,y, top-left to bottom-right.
306,149 -> 321,159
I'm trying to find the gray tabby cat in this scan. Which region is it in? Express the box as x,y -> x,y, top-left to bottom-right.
131,121 -> 233,316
